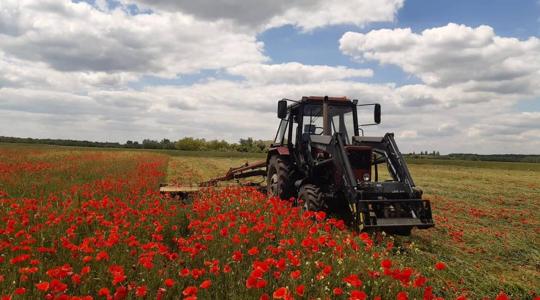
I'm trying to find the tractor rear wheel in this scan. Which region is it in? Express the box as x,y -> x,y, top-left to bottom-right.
267,156 -> 294,200
298,184 -> 326,211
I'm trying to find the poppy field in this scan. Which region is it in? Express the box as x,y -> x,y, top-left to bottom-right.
0,144 -> 538,299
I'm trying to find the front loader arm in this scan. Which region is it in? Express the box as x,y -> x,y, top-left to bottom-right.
304,133 -> 359,206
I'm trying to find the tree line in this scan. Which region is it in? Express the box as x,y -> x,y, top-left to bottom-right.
405,151 -> 540,163
0,136 -> 271,153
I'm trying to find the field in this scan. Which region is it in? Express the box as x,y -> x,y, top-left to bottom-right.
0,143 -> 538,299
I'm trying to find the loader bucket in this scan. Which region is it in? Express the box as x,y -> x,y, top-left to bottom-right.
358,199 -> 434,232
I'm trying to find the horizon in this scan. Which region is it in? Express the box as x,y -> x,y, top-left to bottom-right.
4,135 -> 540,156
0,0 -> 539,154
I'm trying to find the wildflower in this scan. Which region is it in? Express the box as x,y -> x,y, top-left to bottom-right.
72,274 -> 81,285
296,285 -> 305,296
290,270 -> 301,280
135,285 -> 147,298
232,251 -> 243,262
50,279 -> 68,293
333,288 -> 344,296
396,291 -> 408,300
343,274 -> 362,288
248,247 -> 259,256
315,211 -> 326,221
495,292 -> 509,300
36,282 -> 50,292
98,287 -> 111,297
273,287 -> 289,299
96,251 -> 110,261
183,286 -> 198,297
434,262 -> 446,271
114,286 -> 128,300
350,290 -> 367,300
14,288 -> 26,295
381,259 -> 392,269
200,279 -> 212,289
164,278 -> 175,287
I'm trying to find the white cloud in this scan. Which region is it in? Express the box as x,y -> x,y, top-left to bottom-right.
124,0 -> 404,31
340,23 -> 540,98
0,0 -> 266,77
226,63 -> 373,84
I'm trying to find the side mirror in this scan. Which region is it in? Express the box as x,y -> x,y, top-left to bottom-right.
277,100 -> 287,119
374,104 -> 381,124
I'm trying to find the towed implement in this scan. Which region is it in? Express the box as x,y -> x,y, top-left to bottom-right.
161,96 -> 434,235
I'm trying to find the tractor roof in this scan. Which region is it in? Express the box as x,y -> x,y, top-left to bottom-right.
301,96 -> 351,103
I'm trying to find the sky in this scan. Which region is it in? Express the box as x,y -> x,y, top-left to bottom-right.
0,0 -> 539,154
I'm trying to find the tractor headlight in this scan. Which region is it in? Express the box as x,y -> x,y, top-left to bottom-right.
363,173 -> 370,182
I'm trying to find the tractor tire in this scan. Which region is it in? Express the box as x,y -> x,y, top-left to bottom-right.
298,184 -> 326,212
267,156 -> 294,200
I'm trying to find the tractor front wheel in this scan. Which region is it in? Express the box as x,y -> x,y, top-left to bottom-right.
298,184 -> 326,211
267,156 -> 294,200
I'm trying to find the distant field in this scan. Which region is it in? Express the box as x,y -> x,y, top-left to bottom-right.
0,143 -> 538,299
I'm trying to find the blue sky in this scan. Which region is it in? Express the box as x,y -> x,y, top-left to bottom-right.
259,0 -> 540,111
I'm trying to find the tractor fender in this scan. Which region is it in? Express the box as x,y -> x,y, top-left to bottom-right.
266,146 -> 290,164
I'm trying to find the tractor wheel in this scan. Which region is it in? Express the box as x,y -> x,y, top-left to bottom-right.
267,156 -> 294,200
298,184 -> 326,212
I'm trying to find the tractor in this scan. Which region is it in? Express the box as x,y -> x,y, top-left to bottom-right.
160,96 -> 434,235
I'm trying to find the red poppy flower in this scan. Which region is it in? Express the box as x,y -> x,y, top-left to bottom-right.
200,279 -> 212,289
114,286 -> 128,300
183,286 -> 198,296
164,278 -> 175,287
315,211 -> 326,221
50,279 -> 68,293
272,287 -> 289,299
381,259 -> 392,269
413,276 -> 427,287
256,279 -> 267,289
36,281 -> 50,292
296,285 -> 305,296
98,287 -> 110,297
96,251 -> 109,262
14,288 -> 26,295
232,251 -> 243,262
495,292 -> 509,300
290,270 -> 301,279
248,247 -> 259,256
350,290 -> 367,300
397,291 -> 408,300
71,274 -> 81,285
333,288 -> 344,296
435,262 -> 446,271
135,285 -> 147,298
343,274 -> 363,288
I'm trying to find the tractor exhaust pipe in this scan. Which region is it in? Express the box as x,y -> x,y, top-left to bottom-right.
323,95 -> 330,135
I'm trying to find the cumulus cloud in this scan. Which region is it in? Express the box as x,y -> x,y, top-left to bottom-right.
340,23 -> 540,97
124,0 -> 404,31
226,63 -> 373,84
0,0 -> 266,76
